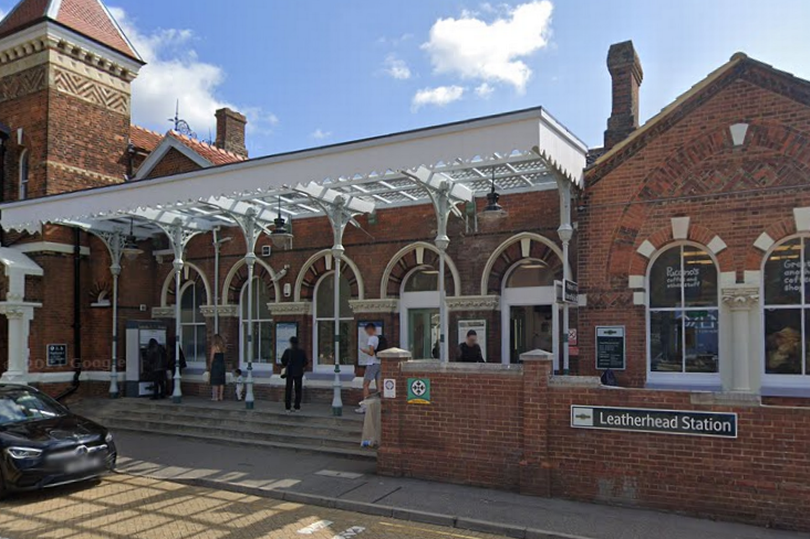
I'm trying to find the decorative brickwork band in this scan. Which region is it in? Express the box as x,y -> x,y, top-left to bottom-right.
53,68 -> 129,114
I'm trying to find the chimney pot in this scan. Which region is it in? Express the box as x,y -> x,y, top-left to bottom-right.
604,40 -> 643,150
215,108 -> 248,158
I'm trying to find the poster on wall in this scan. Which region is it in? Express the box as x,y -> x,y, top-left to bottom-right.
457,320 -> 487,360
358,321 -> 384,366
596,326 -> 626,370
46,344 -> 68,367
275,322 -> 298,364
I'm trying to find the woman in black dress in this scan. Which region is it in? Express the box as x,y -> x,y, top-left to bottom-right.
209,334 -> 227,401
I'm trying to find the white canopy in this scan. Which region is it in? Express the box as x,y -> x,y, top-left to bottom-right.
0,107 -> 587,237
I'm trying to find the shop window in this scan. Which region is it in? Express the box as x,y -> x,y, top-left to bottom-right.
19,150 -> 28,200
180,281 -> 207,363
763,237 -> 810,376
314,273 -> 352,367
240,277 -> 273,364
648,244 -> 719,375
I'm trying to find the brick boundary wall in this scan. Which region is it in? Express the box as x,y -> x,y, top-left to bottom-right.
378,353 -> 810,532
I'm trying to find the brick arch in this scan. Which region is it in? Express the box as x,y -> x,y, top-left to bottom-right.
160,262 -> 211,307
744,216 -> 798,271
607,121 -> 810,282
294,250 -> 363,302
480,232 -> 564,296
380,242 -> 461,298
221,258 -> 280,306
628,223 -> 734,279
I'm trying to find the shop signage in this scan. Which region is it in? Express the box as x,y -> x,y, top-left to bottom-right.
571,405 -> 738,438
47,344 -> 68,367
595,326 -> 625,370
383,379 -> 396,399
407,378 -> 431,405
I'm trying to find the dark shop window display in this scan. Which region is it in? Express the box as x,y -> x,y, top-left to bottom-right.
763,237 -> 810,375
649,245 -> 719,374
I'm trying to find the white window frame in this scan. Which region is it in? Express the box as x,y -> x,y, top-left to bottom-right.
399,266 -> 440,357
646,241 -> 721,389
312,271 -> 353,372
499,260 -> 558,368
239,276 -> 274,371
179,280 -> 207,366
761,234 -> 810,393
19,149 -> 28,201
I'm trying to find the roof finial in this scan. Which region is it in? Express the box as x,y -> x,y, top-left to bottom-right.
168,99 -> 197,139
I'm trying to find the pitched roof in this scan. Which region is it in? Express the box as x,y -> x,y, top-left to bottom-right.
167,131 -> 247,166
586,53 -> 810,184
129,125 -> 162,153
0,0 -> 141,62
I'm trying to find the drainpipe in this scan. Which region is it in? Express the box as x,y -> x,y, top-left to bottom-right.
57,229 -> 82,401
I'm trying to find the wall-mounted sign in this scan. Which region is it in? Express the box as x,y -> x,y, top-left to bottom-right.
46,344 -> 68,367
563,279 -> 578,304
407,378 -> 431,405
275,322 -> 298,364
571,405 -> 737,438
457,319 -> 487,360
383,378 -> 396,399
596,326 -> 625,370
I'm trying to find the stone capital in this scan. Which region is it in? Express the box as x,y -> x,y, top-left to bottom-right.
349,298 -> 399,314
151,306 -> 175,319
721,287 -> 760,310
267,301 -> 312,316
446,295 -> 500,312
199,304 -> 239,318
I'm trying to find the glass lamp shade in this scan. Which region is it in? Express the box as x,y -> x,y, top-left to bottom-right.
271,217 -> 293,249
479,190 -> 507,220
122,236 -> 143,260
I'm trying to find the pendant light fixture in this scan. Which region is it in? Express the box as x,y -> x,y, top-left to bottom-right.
270,196 -> 294,249
122,218 -> 144,260
480,169 -> 506,220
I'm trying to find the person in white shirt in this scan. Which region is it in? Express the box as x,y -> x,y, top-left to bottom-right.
356,322 -> 381,414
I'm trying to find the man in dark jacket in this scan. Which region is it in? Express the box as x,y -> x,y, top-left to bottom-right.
456,330 -> 485,363
281,336 -> 308,412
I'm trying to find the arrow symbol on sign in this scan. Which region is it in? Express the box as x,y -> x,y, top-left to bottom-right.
575,413 -> 591,421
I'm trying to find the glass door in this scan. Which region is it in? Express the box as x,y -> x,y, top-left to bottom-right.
408,308 -> 439,359
509,305 -> 553,363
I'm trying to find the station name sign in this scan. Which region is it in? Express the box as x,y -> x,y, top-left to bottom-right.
571,405 -> 737,438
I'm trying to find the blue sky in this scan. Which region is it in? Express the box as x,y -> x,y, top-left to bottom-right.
2,1 -> 809,155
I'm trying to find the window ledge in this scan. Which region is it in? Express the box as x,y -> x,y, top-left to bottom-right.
760,385 -> 810,398
646,373 -> 722,392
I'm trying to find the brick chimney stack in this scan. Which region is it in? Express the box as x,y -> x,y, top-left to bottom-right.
215,108 -> 248,158
604,41 -> 643,150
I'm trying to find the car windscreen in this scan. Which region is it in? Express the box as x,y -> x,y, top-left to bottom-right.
0,389 -> 66,426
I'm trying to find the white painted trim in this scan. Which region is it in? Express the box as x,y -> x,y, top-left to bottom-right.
729,123 -> 749,147
237,276 -> 275,372
294,250 -> 364,302
633,291 -> 645,305
671,217 -> 690,240
480,232 -> 564,296
18,148 -> 28,201
379,241 -> 461,298
794,207 -> 810,232
399,267 -> 441,355
637,240 -> 656,259
221,257 -> 281,307
311,271 -> 355,371
707,235 -> 727,254
754,232 -> 774,252
14,242 -> 90,256
159,262 -> 212,307
134,136 -> 212,180
720,271 -> 736,287
628,275 -> 644,289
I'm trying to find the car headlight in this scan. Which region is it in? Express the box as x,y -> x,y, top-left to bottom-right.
104,433 -> 114,444
7,447 -> 43,459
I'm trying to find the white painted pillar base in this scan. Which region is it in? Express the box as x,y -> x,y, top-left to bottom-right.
0,303 -> 38,384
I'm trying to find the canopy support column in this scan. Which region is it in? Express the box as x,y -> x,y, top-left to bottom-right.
556,177 -> 574,374
96,229 -> 126,398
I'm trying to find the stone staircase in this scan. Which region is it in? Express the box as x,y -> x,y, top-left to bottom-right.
72,397 -> 375,461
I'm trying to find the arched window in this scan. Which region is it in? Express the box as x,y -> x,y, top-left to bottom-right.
506,259 -> 555,288
180,281 -> 207,363
19,150 -> 28,200
648,244 -> 719,375
763,237 -> 810,377
314,273 -> 353,368
240,277 -> 273,365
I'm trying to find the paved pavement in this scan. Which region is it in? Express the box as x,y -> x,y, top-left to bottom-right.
108,430 -> 804,539
0,474 -> 509,539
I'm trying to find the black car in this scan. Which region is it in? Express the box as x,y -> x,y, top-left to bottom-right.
0,384 -> 116,495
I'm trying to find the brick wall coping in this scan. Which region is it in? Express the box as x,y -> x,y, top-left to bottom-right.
548,375 -> 602,388
400,360 -> 523,376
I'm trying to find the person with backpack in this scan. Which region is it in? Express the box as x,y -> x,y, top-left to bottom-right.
356,322 -> 387,414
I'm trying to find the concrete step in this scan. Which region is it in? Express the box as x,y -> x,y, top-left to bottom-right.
73,398 -> 375,461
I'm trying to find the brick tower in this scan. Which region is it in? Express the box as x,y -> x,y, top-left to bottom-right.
0,0 -> 144,200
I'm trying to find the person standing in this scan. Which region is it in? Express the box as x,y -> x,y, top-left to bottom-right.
208,334 -> 227,402
456,330 -> 485,363
146,338 -> 167,399
281,336 -> 307,412
356,323 -> 383,414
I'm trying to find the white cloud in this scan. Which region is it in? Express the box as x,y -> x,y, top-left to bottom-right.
109,7 -> 278,140
411,86 -> 465,111
311,128 -> 331,140
475,82 -> 494,99
422,0 -> 553,93
383,54 -> 412,80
